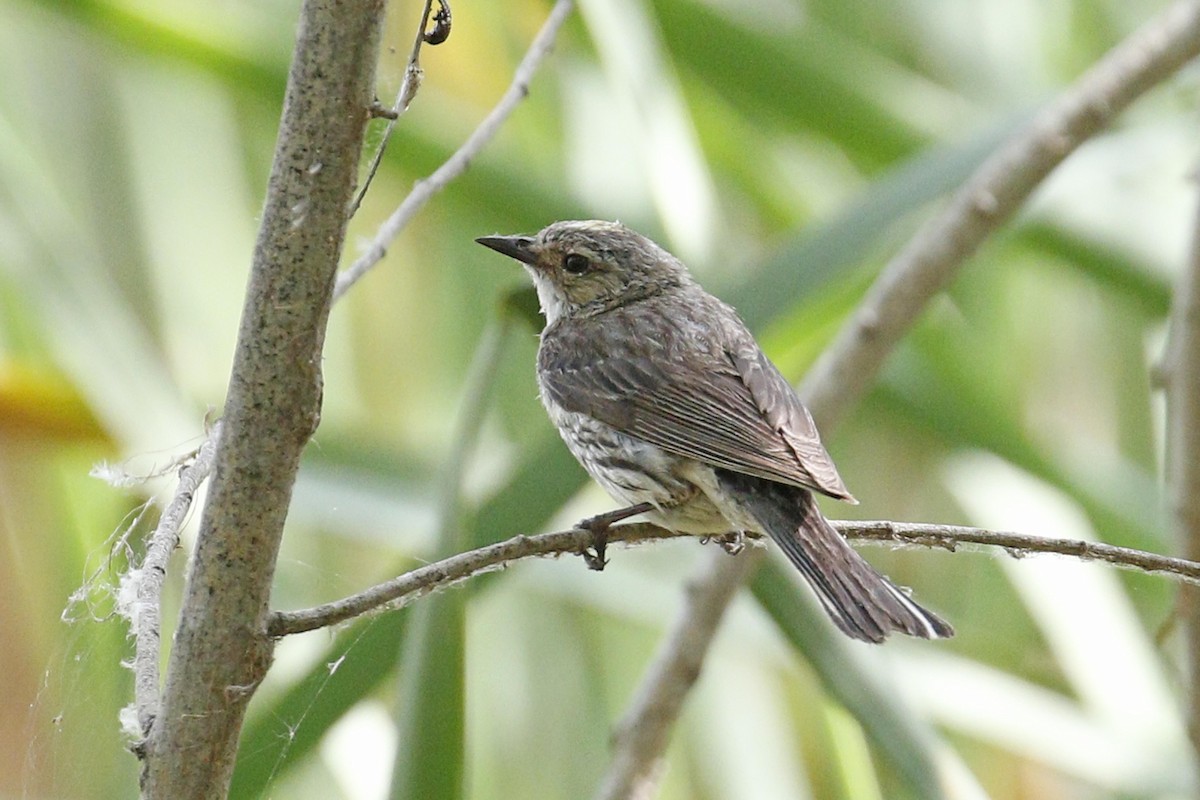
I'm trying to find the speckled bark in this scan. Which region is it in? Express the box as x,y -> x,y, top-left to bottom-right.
141,0 -> 384,796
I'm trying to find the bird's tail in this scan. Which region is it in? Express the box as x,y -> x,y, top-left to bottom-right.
716,471 -> 952,643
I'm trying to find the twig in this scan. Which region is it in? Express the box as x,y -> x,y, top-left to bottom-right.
129,425 -> 220,738
1169,126 -> 1200,768
599,2 -> 1200,796
118,2 -> 568,785
267,521 -> 1200,638
348,0 -> 436,216
851,520 -> 1200,583
333,0 -> 576,299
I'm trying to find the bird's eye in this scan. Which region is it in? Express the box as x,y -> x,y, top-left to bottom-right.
563,253 -> 590,275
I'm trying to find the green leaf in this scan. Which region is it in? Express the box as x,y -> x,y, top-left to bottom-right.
389,591 -> 466,800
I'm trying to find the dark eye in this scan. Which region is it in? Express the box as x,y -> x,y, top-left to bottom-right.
563,253 -> 590,275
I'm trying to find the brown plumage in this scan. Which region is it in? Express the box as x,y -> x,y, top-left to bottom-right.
477,220 -> 952,643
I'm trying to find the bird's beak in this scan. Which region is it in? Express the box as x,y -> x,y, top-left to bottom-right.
475,234 -> 538,266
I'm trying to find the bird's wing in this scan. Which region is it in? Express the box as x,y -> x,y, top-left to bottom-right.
538,298 -> 853,500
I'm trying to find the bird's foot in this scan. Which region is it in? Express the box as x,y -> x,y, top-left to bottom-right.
576,516 -> 611,571
705,531 -> 760,556
574,502 -> 656,571
718,531 -> 745,556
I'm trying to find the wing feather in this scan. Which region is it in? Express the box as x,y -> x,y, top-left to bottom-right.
538,295 -> 853,500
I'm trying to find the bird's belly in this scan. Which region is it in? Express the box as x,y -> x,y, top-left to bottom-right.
543,404 -> 733,534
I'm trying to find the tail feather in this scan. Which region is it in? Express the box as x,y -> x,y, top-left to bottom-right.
716,470 -> 952,643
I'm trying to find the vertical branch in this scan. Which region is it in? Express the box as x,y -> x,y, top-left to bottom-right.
130,427 -> 219,736
140,0 -> 386,796
1172,182 -> 1200,773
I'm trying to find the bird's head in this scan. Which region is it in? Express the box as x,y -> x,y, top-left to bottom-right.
476,220 -> 692,324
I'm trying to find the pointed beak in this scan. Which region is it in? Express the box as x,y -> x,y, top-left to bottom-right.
475,234 -> 538,266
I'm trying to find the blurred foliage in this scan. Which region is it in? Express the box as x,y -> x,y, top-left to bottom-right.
2,0 -> 1196,797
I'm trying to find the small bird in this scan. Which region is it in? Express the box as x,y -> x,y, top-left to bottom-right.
477,221 -> 952,643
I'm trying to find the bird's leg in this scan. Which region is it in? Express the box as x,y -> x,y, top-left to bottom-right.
713,531 -> 745,555
576,502 -> 655,571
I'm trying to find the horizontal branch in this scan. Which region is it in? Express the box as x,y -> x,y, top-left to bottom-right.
850,520 -> 1200,582
267,520 -> 1200,637
268,523 -> 676,636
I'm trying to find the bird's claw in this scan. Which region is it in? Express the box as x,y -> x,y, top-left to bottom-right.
719,531 -> 744,555
577,515 -> 610,571
707,531 -> 754,556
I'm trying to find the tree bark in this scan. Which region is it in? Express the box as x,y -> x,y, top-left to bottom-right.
140,0 -> 385,796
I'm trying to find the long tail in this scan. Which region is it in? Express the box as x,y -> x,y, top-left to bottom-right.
716,470 -> 952,643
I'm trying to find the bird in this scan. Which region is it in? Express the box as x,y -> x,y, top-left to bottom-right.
476,220 -> 952,643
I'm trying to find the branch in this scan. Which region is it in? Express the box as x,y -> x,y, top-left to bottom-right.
801,0 -> 1200,430
267,521 -> 1200,638
268,523 -> 677,636
129,425 -> 219,738
1169,121 -> 1200,769
333,0 -> 575,299
599,2 -> 1200,796
119,0 -> 571,743
141,0 -> 387,795
849,520 -> 1200,583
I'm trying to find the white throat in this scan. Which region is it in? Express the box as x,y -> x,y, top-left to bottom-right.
526,266 -> 569,326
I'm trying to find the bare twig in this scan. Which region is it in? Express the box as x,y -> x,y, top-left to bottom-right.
129,425 -> 219,738
348,0 -> 436,216
141,0 -> 387,795
333,0 -> 576,299
268,523 -> 676,636
267,521 -> 1200,638
598,2 -> 1200,796
851,520 -> 1200,583
1169,138 -> 1200,769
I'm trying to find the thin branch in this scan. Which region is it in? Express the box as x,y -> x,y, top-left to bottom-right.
142,0 -> 387,795
268,523 -> 677,636
348,0 -> 436,216
333,0 -> 575,299
267,521 -> 1200,638
850,520 -> 1200,583
599,2 -> 1200,796
130,425 -> 220,738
